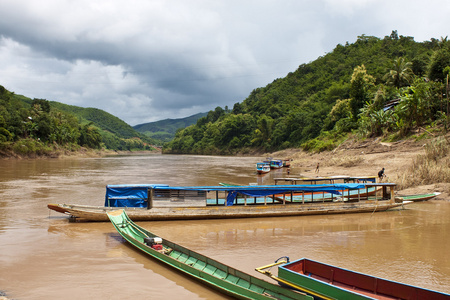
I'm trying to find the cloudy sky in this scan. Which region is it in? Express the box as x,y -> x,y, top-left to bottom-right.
1,0 -> 449,126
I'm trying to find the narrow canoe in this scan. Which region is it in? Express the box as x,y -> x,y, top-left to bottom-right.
107,210 -> 313,300
395,192 -> 440,202
256,258 -> 450,300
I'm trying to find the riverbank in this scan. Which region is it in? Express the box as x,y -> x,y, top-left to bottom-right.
270,134 -> 450,200
0,147 -> 161,160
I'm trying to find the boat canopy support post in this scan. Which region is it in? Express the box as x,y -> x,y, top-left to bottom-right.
147,188 -> 153,209
382,185 -> 389,200
390,185 -> 395,204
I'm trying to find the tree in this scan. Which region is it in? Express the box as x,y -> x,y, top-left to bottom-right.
32,99 -> 51,113
349,65 -> 375,120
79,123 -> 102,149
384,57 -> 414,88
390,30 -> 399,40
206,106 -> 225,123
251,115 -> 273,147
428,48 -> 450,82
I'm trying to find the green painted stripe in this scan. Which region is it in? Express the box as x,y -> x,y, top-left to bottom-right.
193,260 -> 206,271
169,250 -> 181,259
213,269 -> 227,279
185,256 -> 197,266
225,274 -> 239,284
236,278 -> 250,289
248,284 -> 265,294
203,264 -> 217,275
177,253 -> 189,263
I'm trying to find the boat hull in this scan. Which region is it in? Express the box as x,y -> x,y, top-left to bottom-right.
49,200 -> 408,222
107,210 -> 313,300
274,258 -> 450,300
257,170 -> 270,174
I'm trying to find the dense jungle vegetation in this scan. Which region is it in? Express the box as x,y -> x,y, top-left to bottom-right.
0,88 -> 156,157
164,31 -> 450,154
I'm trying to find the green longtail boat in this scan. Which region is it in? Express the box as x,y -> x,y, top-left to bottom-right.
107,209 -> 313,300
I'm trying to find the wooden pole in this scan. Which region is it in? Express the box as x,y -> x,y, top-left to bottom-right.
147,188 -> 153,209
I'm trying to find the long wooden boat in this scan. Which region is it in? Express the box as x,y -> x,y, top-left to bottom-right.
48,183 -> 410,222
107,209 -> 313,300
256,257 -> 450,300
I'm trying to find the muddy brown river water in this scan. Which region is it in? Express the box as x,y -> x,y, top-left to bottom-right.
0,154 -> 449,299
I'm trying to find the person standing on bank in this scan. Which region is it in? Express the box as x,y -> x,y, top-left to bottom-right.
315,163 -> 320,173
378,168 -> 386,182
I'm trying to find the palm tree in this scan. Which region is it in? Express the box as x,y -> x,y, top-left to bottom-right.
384,57 -> 414,88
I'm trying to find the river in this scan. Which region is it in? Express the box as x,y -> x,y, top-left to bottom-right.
0,154 -> 449,299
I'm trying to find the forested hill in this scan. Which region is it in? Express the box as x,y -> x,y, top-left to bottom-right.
133,112 -> 207,142
49,102 -> 139,139
0,88 -> 156,156
164,31 -> 450,155
50,101 -> 158,150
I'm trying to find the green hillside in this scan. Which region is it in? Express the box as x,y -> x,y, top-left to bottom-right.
164,31 -> 450,155
0,87 -> 156,156
49,101 -> 157,149
134,112 -> 207,142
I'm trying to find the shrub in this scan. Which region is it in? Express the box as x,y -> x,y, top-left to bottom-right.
396,137 -> 450,189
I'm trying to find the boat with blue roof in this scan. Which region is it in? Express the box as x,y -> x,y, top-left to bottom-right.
48,182 -> 410,222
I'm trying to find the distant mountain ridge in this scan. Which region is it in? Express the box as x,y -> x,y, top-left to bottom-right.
133,112 -> 207,142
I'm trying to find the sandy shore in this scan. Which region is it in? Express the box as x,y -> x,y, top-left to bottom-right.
270,135 -> 450,200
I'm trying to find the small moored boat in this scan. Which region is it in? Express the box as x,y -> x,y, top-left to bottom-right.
108,210 -> 313,300
270,159 -> 283,169
282,159 -> 292,168
256,257 -> 450,300
256,162 -> 271,174
395,192 -> 440,202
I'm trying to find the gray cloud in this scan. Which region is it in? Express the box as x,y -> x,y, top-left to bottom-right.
1,0 -> 449,125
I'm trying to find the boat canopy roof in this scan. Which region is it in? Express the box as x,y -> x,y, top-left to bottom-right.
105,183 -> 367,207
154,183 -> 365,193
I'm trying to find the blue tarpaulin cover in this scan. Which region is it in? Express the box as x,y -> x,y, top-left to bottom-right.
105,184 -> 169,207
